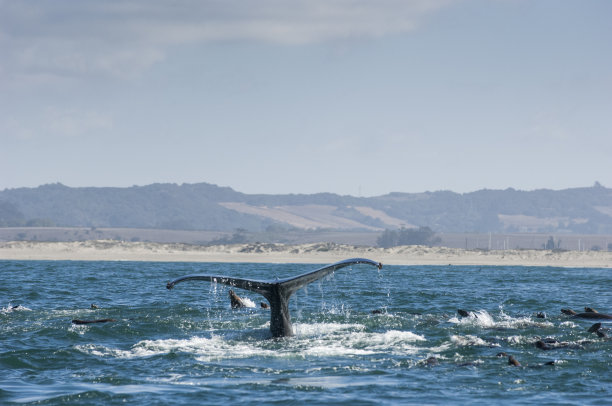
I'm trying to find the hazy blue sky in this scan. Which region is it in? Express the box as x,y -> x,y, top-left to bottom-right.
2,0 -> 611,196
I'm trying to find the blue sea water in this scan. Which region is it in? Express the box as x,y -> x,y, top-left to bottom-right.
1,260 -> 610,405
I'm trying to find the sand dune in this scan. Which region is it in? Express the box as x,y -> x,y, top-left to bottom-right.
1,240 -> 610,268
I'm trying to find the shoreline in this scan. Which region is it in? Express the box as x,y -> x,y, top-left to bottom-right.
1,240 -> 611,267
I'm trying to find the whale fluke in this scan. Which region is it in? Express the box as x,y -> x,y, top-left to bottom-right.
167,258 -> 382,337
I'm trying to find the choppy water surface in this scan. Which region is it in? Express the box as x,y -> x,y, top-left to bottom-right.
1,260 -> 610,405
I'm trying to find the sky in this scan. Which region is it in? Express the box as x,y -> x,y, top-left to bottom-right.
1,0 -> 611,197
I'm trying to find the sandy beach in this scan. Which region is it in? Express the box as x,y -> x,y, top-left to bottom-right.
1,240 -> 611,267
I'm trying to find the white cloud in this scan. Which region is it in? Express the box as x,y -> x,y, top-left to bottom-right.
0,0 -> 455,81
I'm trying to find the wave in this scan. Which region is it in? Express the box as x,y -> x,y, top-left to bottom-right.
75,323 -> 430,362
1,303 -> 31,313
450,334 -> 500,347
449,309 -> 554,329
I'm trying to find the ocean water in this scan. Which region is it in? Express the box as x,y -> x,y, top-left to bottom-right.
1,260 -> 610,405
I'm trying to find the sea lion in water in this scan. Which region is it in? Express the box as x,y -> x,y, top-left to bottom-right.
508,355 -> 521,367
588,322 -> 602,333
229,290 -> 246,309
72,319 -> 116,325
167,258 -> 382,338
535,340 -> 553,350
457,309 -> 484,320
536,338 -> 586,350
584,307 -> 598,313
503,353 -> 555,367
260,302 -> 269,309
588,322 -> 608,338
561,308 -> 612,319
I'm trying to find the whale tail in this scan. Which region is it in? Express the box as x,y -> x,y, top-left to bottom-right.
167,258 -> 382,337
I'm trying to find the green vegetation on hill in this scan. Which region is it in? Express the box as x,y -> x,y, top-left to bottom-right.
1,182 -> 611,234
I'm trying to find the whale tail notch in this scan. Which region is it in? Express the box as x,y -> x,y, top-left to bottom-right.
166,258 -> 382,337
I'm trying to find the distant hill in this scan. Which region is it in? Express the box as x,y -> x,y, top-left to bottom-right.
1,182 -> 611,234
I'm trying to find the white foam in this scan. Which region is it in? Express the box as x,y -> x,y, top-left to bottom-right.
76,323 -> 431,361
450,310 -> 495,327
69,323 -> 90,335
77,335 -> 278,361
450,334 -> 499,347
1,304 -> 31,313
302,341 -> 376,357
238,297 -> 256,308
450,310 -> 554,329
293,322 -> 364,336
505,335 -> 529,345
302,329 -> 427,357
497,312 -> 554,329
428,342 -> 452,353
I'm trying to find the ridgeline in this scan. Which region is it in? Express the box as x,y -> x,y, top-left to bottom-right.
1,182 -> 611,235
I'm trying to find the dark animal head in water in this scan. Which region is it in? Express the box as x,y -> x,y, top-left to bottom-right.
535,340 -> 552,350
167,258 -> 382,338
